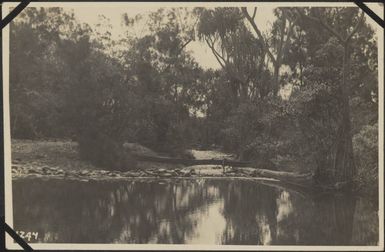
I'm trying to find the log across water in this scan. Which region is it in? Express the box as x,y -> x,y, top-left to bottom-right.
134,154 -> 252,167
135,154 -> 313,183
134,154 -> 347,192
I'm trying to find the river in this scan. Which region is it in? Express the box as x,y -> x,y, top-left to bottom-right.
11,150 -> 379,245
12,178 -> 378,245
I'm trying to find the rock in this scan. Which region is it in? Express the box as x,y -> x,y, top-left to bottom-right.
80,170 -> 89,176
158,168 -> 166,173
144,170 -> 155,176
28,169 -> 38,174
122,172 -> 133,177
160,172 -> 172,178
109,173 -> 118,177
180,170 -> 191,177
13,158 -> 22,163
56,169 -> 64,175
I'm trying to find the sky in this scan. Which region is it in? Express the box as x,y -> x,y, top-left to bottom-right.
65,4 -> 382,70
68,6 -> 276,70
5,1 -> 383,70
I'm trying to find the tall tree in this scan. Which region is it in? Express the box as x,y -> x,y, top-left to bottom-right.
296,7 -> 365,183
242,7 -> 297,95
196,8 -> 268,102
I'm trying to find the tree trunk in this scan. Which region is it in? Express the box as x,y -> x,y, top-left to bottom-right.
333,43 -> 355,183
272,65 -> 280,95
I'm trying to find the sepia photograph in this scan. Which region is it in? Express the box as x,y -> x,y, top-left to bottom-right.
2,1 -> 384,250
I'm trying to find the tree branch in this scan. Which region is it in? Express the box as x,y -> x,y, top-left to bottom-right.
241,7 -> 277,66
276,10 -> 287,65
252,7 -> 257,20
205,37 -> 226,69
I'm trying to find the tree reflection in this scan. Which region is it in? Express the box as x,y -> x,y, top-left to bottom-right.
275,192 -> 366,245
13,178 -> 219,243
213,180 -> 278,245
12,178 -> 378,245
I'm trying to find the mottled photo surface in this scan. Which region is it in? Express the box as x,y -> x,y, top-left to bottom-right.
3,2 -> 383,251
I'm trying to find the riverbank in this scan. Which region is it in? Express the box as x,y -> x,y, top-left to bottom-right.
11,140 -> 258,181
10,140 -> 378,200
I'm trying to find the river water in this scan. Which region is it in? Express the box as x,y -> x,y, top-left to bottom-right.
12,177 -> 378,245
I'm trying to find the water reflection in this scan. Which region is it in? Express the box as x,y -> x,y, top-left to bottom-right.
12,178 -> 378,245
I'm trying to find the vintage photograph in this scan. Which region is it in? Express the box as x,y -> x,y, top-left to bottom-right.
2,1 -> 383,250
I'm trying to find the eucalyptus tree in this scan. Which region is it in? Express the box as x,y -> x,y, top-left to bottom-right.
195,7 -> 269,102
119,8 -> 204,152
294,7 -> 366,183
242,7 -> 298,95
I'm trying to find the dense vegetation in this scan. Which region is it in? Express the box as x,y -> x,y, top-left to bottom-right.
9,7 -> 378,194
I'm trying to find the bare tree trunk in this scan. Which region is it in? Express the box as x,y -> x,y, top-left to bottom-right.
334,43 -> 355,183
272,65 -> 280,95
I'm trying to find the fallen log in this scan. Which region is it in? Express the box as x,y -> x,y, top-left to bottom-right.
134,155 -> 348,192
133,154 -> 252,167
245,168 -> 351,192
248,167 -> 315,188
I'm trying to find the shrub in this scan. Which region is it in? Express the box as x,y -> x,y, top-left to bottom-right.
353,123 -> 378,196
78,130 -> 137,171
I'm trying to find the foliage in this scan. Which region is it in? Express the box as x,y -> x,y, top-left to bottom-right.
9,6 -> 379,189
353,124 -> 378,196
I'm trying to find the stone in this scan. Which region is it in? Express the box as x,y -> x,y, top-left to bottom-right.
144,171 -> 155,176
13,158 -> 22,163
180,170 -> 191,177
35,154 -> 46,159
80,170 -> 89,176
122,172 -> 133,177
28,169 -> 38,174
160,172 -> 172,178
158,168 -> 166,173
